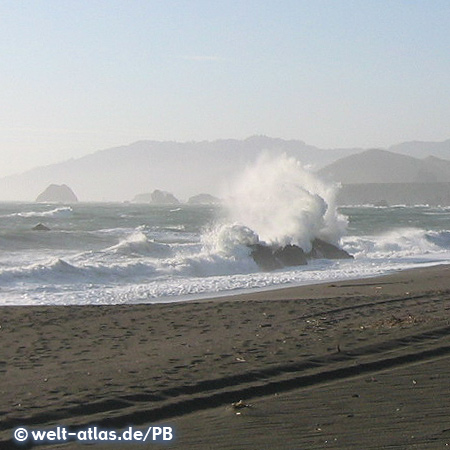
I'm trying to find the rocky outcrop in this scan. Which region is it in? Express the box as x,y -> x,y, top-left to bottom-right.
132,193 -> 153,203
35,184 -> 78,203
250,244 -> 307,271
249,240 -> 352,271
151,190 -> 179,204
274,245 -> 308,266
308,239 -> 353,260
32,223 -> 50,231
133,190 -> 180,205
250,244 -> 283,271
187,193 -> 221,205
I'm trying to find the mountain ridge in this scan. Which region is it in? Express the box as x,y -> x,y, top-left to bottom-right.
318,148 -> 450,184
0,136 -> 449,201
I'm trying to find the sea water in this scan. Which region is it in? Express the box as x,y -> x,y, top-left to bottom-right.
1,201 -> 450,306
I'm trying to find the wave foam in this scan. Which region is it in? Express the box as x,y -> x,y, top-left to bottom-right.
106,231 -> 173,258
15,207 -> 73,218
224,153 -> 347,252
342,228 -> 450,258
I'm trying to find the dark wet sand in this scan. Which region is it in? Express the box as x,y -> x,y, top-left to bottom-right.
2,264 -> 450,449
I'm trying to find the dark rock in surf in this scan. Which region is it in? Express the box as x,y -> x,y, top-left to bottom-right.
307,238 -> 353,260
32,223 -> 50,231
250,243 -> 308,271
249,239 -> 352,271
273,244 -> 308,266
250,244 -> 283,271
36,184 -> 78,203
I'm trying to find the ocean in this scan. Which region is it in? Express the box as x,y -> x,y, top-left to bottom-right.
1,201 -> 450,306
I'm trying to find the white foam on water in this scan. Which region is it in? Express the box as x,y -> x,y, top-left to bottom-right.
343,228 -> 450,259
105,230 -> 173,258
2,159 -> 450,306
224,153 -> 347,251
14,206 -> 74,218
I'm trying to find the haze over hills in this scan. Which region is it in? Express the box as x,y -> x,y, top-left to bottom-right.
317,148 -> 450,205
318,149 -> 450,184
0,136 -> 357,202
388,139 -> 450,160
0,136 -> 449,202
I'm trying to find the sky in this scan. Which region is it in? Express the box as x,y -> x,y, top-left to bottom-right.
1,0 -> 450,178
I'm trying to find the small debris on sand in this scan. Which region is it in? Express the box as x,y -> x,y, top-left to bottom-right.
232,400 -> 251,410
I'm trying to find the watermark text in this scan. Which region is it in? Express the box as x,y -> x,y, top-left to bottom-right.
13,425 -> 174,445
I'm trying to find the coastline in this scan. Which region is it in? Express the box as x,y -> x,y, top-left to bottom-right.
2,264 -> 450,448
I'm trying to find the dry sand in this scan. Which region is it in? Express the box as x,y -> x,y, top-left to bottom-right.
2,265 -> 450,449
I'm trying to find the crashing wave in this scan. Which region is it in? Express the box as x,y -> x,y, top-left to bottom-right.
16,207 -> 73,218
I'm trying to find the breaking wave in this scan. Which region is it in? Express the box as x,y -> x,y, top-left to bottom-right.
106,230 -> 173,258
14,206 -> 74,218
224,153 -> 347,252
2,155 -> 450,305
343,228 -> 450,258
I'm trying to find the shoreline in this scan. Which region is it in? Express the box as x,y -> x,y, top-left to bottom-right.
2,264 -> 450,448
2,259 -> 448,308
180,261 -> 450,305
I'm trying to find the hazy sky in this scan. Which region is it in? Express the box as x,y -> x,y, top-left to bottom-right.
1,0 -> 450,177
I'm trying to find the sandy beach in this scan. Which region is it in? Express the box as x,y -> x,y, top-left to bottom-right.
3,264 -> 450,449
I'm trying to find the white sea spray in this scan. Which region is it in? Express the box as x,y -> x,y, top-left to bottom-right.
1,198 -> 450,305
223,153 -> 347,252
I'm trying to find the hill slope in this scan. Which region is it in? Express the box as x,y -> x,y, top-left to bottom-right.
317,149 -> 450,184
0,137 -> 355,202
388,139 -> 450,159
1,137 -> 450,202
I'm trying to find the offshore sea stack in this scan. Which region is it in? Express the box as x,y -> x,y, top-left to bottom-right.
35,184 -> 78,203
249,239 -> 352,271
133,190 -> 180,204
187,193 -> 221,205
